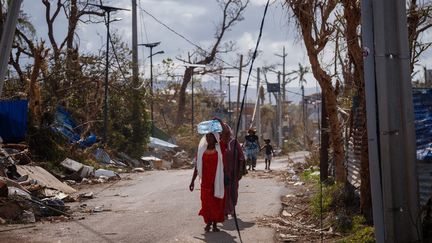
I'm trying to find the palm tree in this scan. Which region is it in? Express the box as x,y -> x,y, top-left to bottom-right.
295,63 -> 310,87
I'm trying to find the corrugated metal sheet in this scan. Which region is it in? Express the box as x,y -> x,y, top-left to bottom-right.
413,88 -> 432,205
417,161 -> 432,206
346,101 -> 363,190
347,138 -> 361,189
345,89 -> 432,205
0,99 -> 28,143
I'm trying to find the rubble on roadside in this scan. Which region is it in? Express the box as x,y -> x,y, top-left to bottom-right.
0,141 -> 125,225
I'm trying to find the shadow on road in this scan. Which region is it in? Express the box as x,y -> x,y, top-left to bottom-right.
194,231 -> 237,243
221,217 -> 255,231
73,220 -> 116,243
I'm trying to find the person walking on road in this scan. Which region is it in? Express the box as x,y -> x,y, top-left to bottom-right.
261,139 -> 274,170
244,128 -> 260,171
217,120 -> 246,218
189,132 -> 225,232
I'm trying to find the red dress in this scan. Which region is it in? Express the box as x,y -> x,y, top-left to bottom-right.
199,151 -> 225,223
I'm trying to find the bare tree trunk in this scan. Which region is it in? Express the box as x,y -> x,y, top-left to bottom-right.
28,43 -> 47,126
324,88 -> 346,182
176,67 -> 194,125
320,95 -> 329,182
341,0 -> 372,221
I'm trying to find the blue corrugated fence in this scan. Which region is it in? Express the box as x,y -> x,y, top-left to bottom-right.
0,99 -> 28,143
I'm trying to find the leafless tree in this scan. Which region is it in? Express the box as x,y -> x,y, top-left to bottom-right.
175,0 -> 249,125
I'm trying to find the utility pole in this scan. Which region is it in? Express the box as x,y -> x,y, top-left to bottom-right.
138,42 -> 163,136
0,0 -> 22,97
256,68 -> 261,139
132,0 -> 138,88
361,0 -> 385,241
363,0 -> 420,242
275,46 -> 287,102
226,75 -> 234,127
236,55 -> 243,133
91,4 -> 129,144
277,72 -> 283,148
301,84 -> 306,147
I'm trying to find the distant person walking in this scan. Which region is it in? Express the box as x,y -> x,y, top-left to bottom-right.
261,139 -> 274,170
244,128 -> 260,171
189,132 -> 225,232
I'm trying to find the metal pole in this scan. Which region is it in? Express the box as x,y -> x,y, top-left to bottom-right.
103,11 -> 111,144
149,46 -> 154,136
371,0 -> 420,241
278,72 -> 282,148
282,46 -> 286,102
257,68 -> 261,139
191,74 -> 194,131
228,77 -> 232,126
236,55 -> 243,132
301,84 -> 305,147
361,0 -> 384,241
132,0 -> 138,88
0,0 -> 22,97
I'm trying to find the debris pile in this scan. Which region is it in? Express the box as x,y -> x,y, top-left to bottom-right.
142,137 -> 193,170
0,144 -> 123,225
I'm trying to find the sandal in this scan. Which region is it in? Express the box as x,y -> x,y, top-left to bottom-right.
204,224 -> 211,232
212,226 -> 220,232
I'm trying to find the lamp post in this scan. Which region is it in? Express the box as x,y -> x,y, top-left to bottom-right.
183,63 -> 207,131
224,75 -> 235,127
139,42 -> 163,136
90,4 -> 129,144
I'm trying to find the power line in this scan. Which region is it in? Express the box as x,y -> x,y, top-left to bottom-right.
138,5 -> 258,79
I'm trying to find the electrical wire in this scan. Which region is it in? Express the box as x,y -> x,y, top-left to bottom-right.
231,1 -> 270,241
138,4 -> 258,80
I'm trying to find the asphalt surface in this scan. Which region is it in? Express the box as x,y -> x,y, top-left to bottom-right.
0,155 -> 301,243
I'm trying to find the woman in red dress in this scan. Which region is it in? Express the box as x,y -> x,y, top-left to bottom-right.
189,133 -> 225,232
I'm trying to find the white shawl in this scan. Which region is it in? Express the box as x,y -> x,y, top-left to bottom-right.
195,133 -> 224,199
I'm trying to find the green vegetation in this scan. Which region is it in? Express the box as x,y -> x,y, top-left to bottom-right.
337,215 -> 375,243
310,182 -> 343,217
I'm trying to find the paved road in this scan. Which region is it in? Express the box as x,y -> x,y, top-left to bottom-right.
1,155 -> 297,243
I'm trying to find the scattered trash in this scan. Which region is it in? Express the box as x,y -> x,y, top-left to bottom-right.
294,181 -> 305,186
79,192 -> 94,199
118,152 -> 142,167
20,210 -> 35,223
310,171 -> 320,176
291,175 -> 300,181
149,137 -> 178,150
0,217 -> 6,224
64,180 -> 77,186
79,165 -> 95,178
132,168 -> 145,173
61,158 -> 83,172
282,210 -> 292,217
92,205 -> 111,213
8,186 -> 31,200
93,206 -> 104,213
39,198 -> 67,217
94,169 -> 119,179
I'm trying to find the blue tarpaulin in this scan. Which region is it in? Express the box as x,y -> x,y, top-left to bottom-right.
0,100 -> 28,143
53,106 -> 96,148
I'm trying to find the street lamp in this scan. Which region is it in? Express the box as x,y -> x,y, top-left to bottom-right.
183,63 -> 207,131
90,4 -> 129,144
139,42 -> 163,136
225,75 -> 235,126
